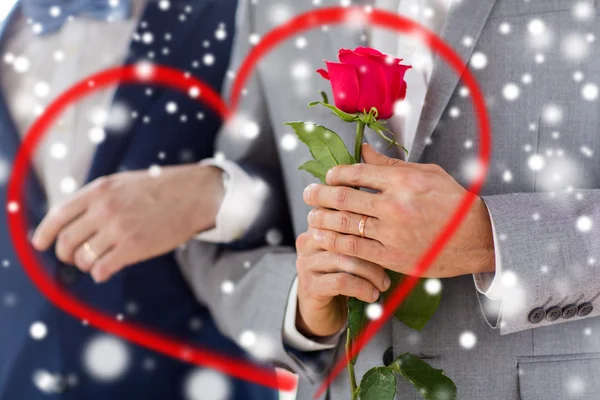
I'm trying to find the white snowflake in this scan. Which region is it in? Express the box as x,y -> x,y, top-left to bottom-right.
89,127 -> 106,144
59,177 -> 77,194
30,321 -> 48,340
158,0 -> 171,11
541,104 -> 563,126
83,335 -> 130,381
582,83 -> 598,101
13,56 -> 30,73
366,303 -> 383,320
424,279 -> 442,295
221,280 -> 235,294
527,154 -> 545,171
502,83 -> 520,101
576,215 -> 593,232
184,369 -> 231,400
459,331 -> 477,349
561,33 -> 590,62
203,53 -> 215,66
165,101 -> 178,114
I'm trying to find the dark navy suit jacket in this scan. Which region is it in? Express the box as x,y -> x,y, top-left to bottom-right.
0,1 -> 278,399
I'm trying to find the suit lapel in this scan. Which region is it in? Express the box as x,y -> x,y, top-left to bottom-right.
408,0 -> 497,162
86,0 -> 215,181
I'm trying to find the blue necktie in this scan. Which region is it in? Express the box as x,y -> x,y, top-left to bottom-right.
21,0 -> 132,35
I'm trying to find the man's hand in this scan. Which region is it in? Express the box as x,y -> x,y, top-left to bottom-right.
32,165 -> 224,283
303,143 -> 495,278
295,229 -> 391,337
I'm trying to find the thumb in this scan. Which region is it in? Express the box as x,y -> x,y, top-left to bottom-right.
361,143 -> 402,167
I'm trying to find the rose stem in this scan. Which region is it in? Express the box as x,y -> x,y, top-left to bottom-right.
354,120 -> 366,162
346,327 -> 359,399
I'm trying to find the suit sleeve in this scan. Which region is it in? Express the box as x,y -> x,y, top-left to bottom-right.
480,190 -> 600,335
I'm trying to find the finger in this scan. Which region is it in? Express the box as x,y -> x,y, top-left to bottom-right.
307,251 -> 391,292
54,213 -> 98,264
313,229 -> 385,266
316,272 -> 380,303
296,229 -> 326,255
308,208 -> 381,240
362,143 -> 443,174
326,163 -> 392,191
303,184 -> 379,217
73,232 -> 115,272
362,143 -> 405,167
90,247 -> 127,283
32,193 -> 92,251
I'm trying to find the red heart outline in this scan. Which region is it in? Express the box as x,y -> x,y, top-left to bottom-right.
6,6 -> 491,395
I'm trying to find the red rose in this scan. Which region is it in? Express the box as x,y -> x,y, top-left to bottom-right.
317,47 -> 411,120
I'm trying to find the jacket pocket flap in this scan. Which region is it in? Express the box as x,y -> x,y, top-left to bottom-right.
518,353 -> 600,399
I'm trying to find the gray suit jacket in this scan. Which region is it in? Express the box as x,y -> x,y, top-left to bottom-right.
178,0 -> 600,398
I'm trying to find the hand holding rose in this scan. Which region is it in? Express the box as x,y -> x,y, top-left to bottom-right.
303,143 -> 496,279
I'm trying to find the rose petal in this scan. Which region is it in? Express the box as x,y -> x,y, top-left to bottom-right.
316,68 -> 330,80
338,50 -> 388,115
353,46 -> 385,57
325,61 -> 360,113
380,64 -> 412,118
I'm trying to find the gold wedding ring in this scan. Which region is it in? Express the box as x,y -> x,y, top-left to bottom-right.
358,215 -> 368,238
83,242 -> 98,263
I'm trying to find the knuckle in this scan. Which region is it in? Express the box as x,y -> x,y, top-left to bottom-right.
94,176 -> 114,193
332,274 -> 347,292
99,197 -> 119,217
336,212 -> 351,231
349,164 -> 364,184
343,237 -> 358,255
296,256 -> 308,273
386,157 -> 402,167
334,188 -> 349,208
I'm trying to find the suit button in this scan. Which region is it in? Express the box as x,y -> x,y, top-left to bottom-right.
58,264 -> 81,286
528,307 -> 545,324
578,302 -> 594,317
545,306 -> 562,322
562,304 -> 579,319
382,347 -> 394,366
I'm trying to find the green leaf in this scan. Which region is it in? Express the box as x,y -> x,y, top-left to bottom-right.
388,353 -> 457,400
383,271 -> 441,332
359,367 -> 396,400
286,122 -> 356,168
298,160 -> 329,184
347,297 -> 367,364
307,101 -> 358,123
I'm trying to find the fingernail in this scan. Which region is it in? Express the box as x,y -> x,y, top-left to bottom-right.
326,168 -> 334,182
91,269 -> 103,283
303,184 -> 316,201
307,209 -> 316,224
314,229 -> 324,243
373,289 -> 380,301
383,275 -> 391,290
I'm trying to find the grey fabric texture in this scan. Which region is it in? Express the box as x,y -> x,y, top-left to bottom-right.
178,0 -> 600,398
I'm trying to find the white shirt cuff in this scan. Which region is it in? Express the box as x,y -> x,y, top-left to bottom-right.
283,278 -> 343,352
473,203 -> 505,301
195,158 -> 267,243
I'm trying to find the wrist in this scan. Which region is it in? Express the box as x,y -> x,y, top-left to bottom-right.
296,296 -> 347,338
191,166 -> 225,233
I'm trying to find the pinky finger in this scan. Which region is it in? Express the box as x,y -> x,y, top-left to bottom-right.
90,250 -> 126,283
317,272 -> 380,303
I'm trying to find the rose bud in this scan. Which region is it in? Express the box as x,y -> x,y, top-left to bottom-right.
317,47 -> 411,120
